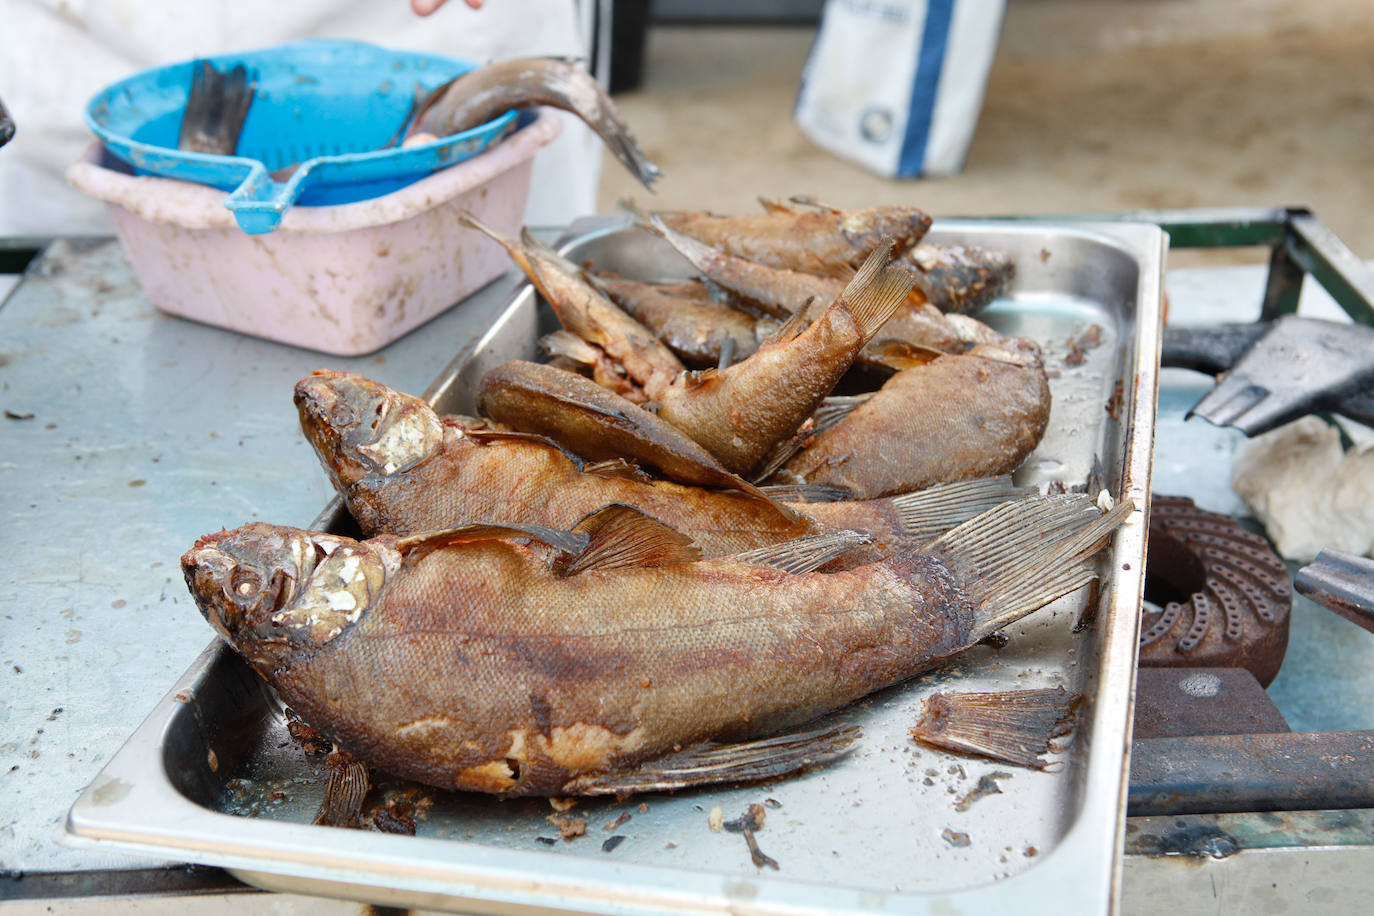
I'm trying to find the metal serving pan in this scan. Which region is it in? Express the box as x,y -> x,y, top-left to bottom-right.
68,218 -> 1163,914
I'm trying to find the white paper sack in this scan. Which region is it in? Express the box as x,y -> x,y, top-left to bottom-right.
794,0 -> 1006,178
1231,416 -> 1374,562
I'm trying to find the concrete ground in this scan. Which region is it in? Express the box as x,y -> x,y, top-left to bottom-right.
599,0 -> 1374,265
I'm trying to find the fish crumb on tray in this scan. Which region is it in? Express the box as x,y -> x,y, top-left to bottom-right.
910,687 -> 1084,771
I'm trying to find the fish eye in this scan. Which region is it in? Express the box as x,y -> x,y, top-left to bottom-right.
230,568 -> 261,597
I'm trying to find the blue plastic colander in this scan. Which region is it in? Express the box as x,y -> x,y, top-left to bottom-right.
85,40 -> 518,234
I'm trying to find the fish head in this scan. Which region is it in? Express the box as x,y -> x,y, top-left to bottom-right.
182,523 -> 399,671
294,370 -> 444,491
841,207 -> 934,255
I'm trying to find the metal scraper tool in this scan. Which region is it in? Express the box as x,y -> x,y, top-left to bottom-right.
1161,315 -> 1374,436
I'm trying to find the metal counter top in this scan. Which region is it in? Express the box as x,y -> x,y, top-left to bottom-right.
2,235 -> 1373,911
0,237 -> 529,874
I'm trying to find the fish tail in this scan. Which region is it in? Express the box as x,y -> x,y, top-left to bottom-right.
456,211 -> 531,270
885,476 -> 1032,542
834,240 -> 916,343
926,494 -> 1135,642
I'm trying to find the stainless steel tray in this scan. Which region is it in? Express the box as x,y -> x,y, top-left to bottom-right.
68,218 -> 1163,914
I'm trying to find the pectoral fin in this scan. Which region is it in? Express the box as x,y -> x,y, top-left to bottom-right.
397,522 -> 589,558
731,529 -> 873,574
555,504 -> 702,576
563,722 -> 861,795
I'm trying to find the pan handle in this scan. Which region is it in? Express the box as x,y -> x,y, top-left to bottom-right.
1159,322 -> 1271,375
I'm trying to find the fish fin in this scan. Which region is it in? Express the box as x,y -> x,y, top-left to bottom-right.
312,754 -> 370,828
633,209 -> 737,291
813,394 -> 871,434
564,722 -> 861,795
757,196 -> 795,215
804,257 -> 860,283
675,366 -> 722,392
927,495 -> 1135,642
865,339 -> 944,371
462,428 -> 586,467
885,476 -> 1032,542
786,195 -> 841,213
397,522 -> 589,558
582,457 -> 654,483
758,483 -> 854,503
910,687 -> 1083,771
539,330 -> 604,365
556,504 -> 702,576
757,304 -> 812,347
731,530 -> 874,574
750,395 -> 870,484
835,240 -> 916,344
457,211 -> 522,259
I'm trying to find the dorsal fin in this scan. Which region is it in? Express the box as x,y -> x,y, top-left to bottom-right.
397,523 -> 588,558
757,196 -> 795,215
462,428 -> 586,469
787,195 -> 841,213
555,504 -> 702,576
730,530 -> 873,574
759,302 -> 813,347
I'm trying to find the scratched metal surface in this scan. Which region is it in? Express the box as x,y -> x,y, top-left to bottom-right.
64,219 -> 1160,914
0,237 -> 529,872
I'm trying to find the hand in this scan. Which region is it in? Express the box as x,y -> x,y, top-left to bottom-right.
411,0 -> 485,14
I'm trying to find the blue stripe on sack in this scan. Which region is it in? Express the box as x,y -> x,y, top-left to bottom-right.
897,0 -> 956,177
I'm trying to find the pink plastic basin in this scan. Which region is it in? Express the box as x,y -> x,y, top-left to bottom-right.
66,112 -> 560,355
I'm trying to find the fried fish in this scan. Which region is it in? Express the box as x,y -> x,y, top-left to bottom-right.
183,496 -> 1129,796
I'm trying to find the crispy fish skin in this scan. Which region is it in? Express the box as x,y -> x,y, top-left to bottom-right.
655,244 -> 914,476
907,244 -> 1017,314
655,202 -> 932,274
410,58 -> 661,189
182,496 -> 1126,796
460,214 -> 683,398
597,276 -> 775,366
776,340 -> 1052,499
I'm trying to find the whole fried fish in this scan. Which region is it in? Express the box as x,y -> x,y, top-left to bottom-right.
776,339 -> 1053,499
409,58 -> 661,190
183,496 -> 1129,796
295,370 -> 1024,557
653,198 -> 931,274
595,276 -> 777,367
